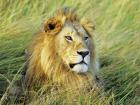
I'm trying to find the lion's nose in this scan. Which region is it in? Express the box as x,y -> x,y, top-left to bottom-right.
77,51 -> 89,58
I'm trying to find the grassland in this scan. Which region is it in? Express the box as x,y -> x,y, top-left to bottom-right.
0,0 -> 140,104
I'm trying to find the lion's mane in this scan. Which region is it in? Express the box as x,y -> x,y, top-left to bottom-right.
24,8 -> 100,91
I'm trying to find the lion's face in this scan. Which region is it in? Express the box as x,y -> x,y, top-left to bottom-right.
55,22 -> 92,73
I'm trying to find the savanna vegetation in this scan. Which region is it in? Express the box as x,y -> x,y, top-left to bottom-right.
0,0 -> 139,104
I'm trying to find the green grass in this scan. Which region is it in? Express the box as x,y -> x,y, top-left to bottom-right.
0,0 -> 140,104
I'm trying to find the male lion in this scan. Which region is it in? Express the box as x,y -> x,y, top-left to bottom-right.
24,8 -> 101,91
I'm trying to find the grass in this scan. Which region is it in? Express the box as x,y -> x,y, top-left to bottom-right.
0,0 -> 140,104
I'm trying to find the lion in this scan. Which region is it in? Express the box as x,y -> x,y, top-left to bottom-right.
24,8 -> 101,92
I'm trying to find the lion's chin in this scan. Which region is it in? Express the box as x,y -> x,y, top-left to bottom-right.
71,64 -> 88,73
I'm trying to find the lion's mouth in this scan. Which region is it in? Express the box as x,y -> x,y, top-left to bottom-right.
69,60 -> 87,68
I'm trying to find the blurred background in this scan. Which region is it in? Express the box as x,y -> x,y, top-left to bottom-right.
0,0 -> 140,104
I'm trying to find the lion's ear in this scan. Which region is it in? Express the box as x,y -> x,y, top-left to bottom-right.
80,18 -> 95,36
44,17 -> 64,35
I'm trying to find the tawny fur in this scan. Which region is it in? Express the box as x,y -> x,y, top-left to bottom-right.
24,8 -> 100,91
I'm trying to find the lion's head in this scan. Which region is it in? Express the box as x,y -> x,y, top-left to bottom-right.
55,21 -> 92,73
25,8 -> 99,90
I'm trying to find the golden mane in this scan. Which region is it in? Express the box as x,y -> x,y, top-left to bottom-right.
24,8 -> 99,91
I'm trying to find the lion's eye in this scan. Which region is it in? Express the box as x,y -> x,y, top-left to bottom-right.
84,36 -> 88,40
65,36 -> 73,41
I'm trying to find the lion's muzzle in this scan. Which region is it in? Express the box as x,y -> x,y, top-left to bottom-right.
69,50 -> 90,73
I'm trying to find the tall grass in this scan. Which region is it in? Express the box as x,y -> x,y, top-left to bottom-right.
0,0 -> 139,104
